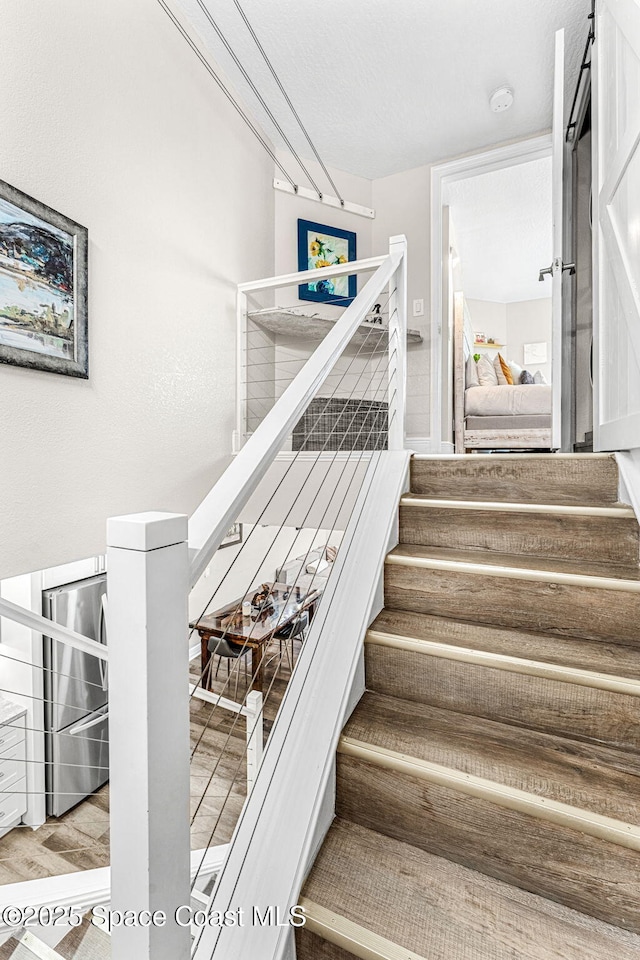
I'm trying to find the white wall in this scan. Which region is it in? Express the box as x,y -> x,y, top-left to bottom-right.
372,167 -> 431,440
466,300 -> 508,348
0,0 -> 275,580
506,298 -> 553,382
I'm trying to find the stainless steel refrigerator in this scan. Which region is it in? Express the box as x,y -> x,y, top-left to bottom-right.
43,574 -> 109,817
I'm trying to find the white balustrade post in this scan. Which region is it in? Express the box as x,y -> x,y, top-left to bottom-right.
388,234 -> 408,450
234,288 -> 248,453
245,690 -> 263,796
107,512 -> 191,960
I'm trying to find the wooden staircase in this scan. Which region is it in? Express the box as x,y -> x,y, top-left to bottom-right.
296,453 -> 640,960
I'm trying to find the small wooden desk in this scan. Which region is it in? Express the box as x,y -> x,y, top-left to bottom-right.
191,581 -> 320,693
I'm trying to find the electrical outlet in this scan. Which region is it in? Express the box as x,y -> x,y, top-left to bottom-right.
413,298 -> 424,317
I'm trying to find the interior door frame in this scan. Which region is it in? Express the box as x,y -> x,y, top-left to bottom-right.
430,134 -> 553,452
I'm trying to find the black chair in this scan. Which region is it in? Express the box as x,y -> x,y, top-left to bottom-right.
207,635 -> 250,697
274,610 -> 309,669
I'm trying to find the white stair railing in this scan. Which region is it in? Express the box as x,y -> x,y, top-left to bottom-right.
0,235 -> 408,960
113,235 -> 407,960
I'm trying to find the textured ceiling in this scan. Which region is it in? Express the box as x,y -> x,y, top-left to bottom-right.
448,157 -> 553,303
175,0 -> 589,182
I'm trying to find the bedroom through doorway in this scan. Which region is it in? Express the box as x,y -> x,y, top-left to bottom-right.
430,136 -> 560,453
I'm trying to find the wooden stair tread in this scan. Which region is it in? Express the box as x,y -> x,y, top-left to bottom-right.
388,543 -> 640,581
343,692 -> 640,826
369,610 -> 640,681
301,818 -> 640,960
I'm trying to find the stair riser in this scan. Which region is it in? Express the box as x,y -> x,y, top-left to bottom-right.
410,457 -> 619,505
399,506 -> 639,568
337,755 -> 640,933
384,564 -> 640,645
365,644 -> 640,751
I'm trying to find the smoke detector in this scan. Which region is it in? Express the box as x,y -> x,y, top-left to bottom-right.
490,86 -> 514,113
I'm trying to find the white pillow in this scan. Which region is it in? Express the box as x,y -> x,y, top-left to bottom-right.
493,354 -> 508,385
477,353 -> 499,386
508,360 -> 522,383
465,354 -> 480,387
306,557 -> 329,575
533,370 -> 548,385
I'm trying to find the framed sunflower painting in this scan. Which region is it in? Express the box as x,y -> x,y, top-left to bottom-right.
297,219 -> 357,305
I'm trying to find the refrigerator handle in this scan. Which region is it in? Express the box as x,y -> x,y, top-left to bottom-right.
67,704 -> 109,737
99,594 -> 109,692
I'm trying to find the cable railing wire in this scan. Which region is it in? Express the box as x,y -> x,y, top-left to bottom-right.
193,0 -> 324,199
154,0 -> 297,190
188,333 -> 392,809
188,333 -> 394,896
190,390 -> 393,948
186,298 -> 395,707
229,0 -> 344,203
187,284 -> 396,672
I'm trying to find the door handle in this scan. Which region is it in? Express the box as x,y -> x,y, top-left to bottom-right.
538,265 -> 553,282
99,594 -> 108,692
68,705 -> 109,737
539,261 -> 576,281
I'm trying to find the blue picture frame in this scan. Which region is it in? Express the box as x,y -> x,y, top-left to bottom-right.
297,219 -> 357,306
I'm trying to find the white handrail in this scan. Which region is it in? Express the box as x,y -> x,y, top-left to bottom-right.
188,250 -> 402,587
191,450 -> 412,960
237,254 -> 388,293
0,597 -> 107,661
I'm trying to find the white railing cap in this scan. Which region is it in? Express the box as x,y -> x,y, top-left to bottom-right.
107,512 -> 188,552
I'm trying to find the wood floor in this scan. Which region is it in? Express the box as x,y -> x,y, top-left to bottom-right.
298,454 -> 640,959
0,637 -> 297,885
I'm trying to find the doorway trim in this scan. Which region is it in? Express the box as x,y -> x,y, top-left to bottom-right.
430,134 -> 553,451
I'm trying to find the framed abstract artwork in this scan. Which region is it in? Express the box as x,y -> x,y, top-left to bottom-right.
297,219 -> 357,305
0,178 -> 88,378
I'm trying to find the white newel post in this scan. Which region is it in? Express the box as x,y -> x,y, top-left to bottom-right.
107,512 -> 191,960
388,234 -> 408,450
245,690 -> 263,796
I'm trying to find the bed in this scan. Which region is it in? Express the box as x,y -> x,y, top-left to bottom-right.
453,293 -> 552,452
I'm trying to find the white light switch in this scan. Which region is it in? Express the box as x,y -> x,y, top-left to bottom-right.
413,298 -> 424,317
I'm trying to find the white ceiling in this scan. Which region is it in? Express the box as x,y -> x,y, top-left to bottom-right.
175,0 -> 588,182
448,157 -> 553,302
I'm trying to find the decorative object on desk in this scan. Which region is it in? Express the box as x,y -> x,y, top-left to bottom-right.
523,341 -> 548,365
298,218 -> 356,305
251,583 -> 274,618
365,303 -> 384,325
220,522 -> 242,549
221,609 -> 244,630
0,179 -> 88,378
